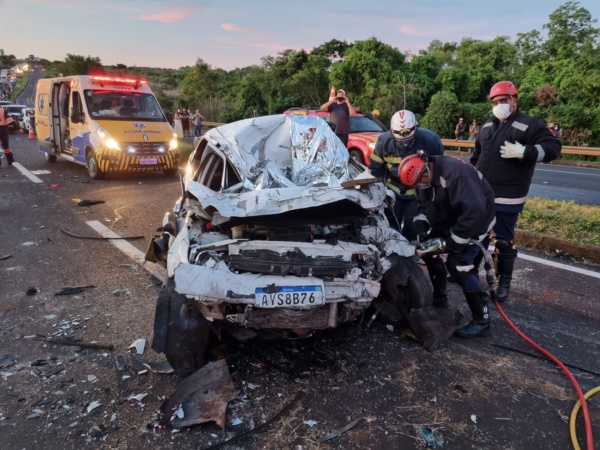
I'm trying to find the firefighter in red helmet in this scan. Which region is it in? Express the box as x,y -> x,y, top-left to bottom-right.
470,81 -> 561,304
399,152 -> 496,338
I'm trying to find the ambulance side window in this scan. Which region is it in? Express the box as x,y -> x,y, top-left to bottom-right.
70,92 -> 84,124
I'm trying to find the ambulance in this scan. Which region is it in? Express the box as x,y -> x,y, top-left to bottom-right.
35,75 -> 179,179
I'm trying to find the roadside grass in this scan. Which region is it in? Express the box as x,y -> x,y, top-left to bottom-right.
519,197 -> 600,247
179,141 -> 194,161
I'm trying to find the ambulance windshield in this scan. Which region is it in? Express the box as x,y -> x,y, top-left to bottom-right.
84,90 -> 166,121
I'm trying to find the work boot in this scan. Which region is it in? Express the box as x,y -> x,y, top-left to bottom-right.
495,252 -> 516,303
455,292 -> 490,339
5,151 -> 14,166
425,255 -> 448,308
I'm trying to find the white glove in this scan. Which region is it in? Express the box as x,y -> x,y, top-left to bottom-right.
500,141 -> 525,159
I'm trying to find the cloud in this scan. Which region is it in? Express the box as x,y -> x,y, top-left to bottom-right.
137,6 -> 199,23
221,23 -> 254,32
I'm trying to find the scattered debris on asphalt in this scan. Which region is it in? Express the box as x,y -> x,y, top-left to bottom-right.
159,359 -> 236,430
115,356 -> 128,372
143,360 -> 174,374
33,335 -> 115,351
419,426 -> 444,448
25,287 -> 38,296
112,289 -> 132,297
129,339 -> 145,355
74,199 -> 105,206
60,227 -> 145,240
200,390 -> 303,450
317,418 -> 361,443
0,354 -> 14,369
54,285 -> 97,296
0,254 -> 12,260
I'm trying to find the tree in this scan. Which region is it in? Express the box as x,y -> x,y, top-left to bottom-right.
59,54 -> 104,75
543,1 -> 600,59
421,91 -> 460,139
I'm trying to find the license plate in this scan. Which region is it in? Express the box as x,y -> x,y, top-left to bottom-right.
255,285 -> 324,308
139,158 -> 158,165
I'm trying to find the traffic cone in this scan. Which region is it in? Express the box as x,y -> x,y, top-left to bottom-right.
28,124 -> 35,139
329,85 -> 336,101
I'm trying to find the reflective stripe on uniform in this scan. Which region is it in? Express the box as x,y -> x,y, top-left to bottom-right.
370,153 -> 384,164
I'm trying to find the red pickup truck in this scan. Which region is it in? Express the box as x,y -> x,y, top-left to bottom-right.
282,108 -> 387,166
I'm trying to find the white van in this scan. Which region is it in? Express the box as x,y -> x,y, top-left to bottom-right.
35,75 -> 179,179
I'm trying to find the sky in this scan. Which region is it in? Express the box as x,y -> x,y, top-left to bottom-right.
2,0 -> 600,71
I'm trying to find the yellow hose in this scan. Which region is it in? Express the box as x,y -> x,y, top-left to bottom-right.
570,385 -> 600,450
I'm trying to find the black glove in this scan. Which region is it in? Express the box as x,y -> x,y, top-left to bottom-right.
413,219 -> 430,241
446,237 -> 466,253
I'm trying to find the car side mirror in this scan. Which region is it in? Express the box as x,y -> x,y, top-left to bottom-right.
70,107 -> 84,124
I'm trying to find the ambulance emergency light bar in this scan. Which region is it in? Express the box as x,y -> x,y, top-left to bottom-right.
88,75 -> 147,88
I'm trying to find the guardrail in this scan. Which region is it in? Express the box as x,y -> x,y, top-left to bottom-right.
198,124 -> 600,158
441,139 -> 600,157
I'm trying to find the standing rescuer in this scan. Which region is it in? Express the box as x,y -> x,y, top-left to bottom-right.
0,106 -> 15,166
471,81 -> 561,302
399,151 -> 496,338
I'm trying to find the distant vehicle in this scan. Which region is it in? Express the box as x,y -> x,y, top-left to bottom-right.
2,104 -> 26,133
282,108 -> 387,166
19,107 -> 33,131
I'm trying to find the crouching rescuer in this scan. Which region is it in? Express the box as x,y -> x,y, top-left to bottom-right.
399,152 -> 496,338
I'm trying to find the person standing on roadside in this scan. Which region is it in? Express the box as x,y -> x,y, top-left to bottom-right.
454,118 -> 466,140
174,109 -> 184,139
181,108 -> 190,138
399,151 -> 496,337
320,89 -> 357,147
468,119 -> 479,141
369,110 -> 445,240
471,81 -> 561,303
191,109 -> 205,137
0,106 -> 15,166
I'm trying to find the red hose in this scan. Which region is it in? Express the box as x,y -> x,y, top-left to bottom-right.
495,299 -> 594,450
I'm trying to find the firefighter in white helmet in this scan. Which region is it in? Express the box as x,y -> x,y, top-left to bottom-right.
369,110 -> 444,239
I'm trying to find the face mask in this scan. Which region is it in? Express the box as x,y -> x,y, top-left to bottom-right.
493,103 -> 511,120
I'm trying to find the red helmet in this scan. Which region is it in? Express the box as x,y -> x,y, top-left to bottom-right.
398,150 -> 429,188
489,81 -> 518,99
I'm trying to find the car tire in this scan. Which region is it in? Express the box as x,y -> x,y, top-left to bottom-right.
349,149 -> 366,166
86,151 -> 104,179
156,279 -> 212,377
375,254 -> 433,324
45,153 -> 57,163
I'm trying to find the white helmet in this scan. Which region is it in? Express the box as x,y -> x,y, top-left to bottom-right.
390,110 -> 417,144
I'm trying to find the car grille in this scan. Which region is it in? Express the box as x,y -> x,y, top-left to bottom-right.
122,141 -> 169,155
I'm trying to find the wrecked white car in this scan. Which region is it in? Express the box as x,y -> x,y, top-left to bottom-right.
148,114 -> 432,376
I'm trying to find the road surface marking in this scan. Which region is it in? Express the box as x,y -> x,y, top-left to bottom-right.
517,252 -> 600,279
536,167 -> 600,177
11,162 -> 43,183
86,220 -> 166,282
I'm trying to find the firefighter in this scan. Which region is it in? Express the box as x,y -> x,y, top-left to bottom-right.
470,81 -> 561,302
399,152 -> 496,338
0,106 -> 15,166
369,110 -> 444,241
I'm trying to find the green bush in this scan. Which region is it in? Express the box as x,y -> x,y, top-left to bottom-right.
519,197 -> 600,247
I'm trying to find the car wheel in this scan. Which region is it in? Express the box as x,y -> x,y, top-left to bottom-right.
154,279 -> 212,377
375,254 -> 433,324
45,153 -> 57,163
86,151 -> 104,179
349,149 -> 365,165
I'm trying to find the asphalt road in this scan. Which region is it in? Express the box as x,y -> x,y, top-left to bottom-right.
1,134 -> 599,449
530,164 -> 600,206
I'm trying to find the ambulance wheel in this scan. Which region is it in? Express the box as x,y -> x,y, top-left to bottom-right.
349,149 -> 365,166
163,167 -> 179,176
45,153 -> 57,163
86,152 -> 104,179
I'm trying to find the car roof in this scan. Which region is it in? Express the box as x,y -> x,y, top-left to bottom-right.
284,107 -> 366,117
